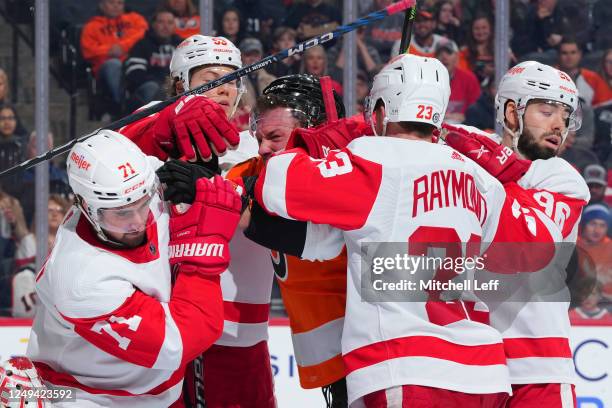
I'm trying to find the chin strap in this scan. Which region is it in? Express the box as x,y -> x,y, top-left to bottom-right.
371,117 -> 390,137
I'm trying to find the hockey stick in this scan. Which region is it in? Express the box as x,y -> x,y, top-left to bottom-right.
398,1 -> 418,54
0,0 -> 416,179
320,76 -> 338,123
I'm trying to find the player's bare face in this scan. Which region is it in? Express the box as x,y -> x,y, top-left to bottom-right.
519,101 -> 570,160
255,108 -> 301,161
100,195 -> 152,247
190,66 -> 239,117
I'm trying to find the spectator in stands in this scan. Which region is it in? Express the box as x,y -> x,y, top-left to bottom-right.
592,0 -> 612,51
365,0 -> 404,62
465,77 -> 496,131
458,14 -> 495,85
558,38 -> 612,108
436,39 -> 480,124
239,38 -> 277,109
524,0 -> 590,56
583,164 -> 609,206
217,8 -> 246,50
5,193 -> 72,318
18,132 -> 71,226
124,10 -> 182,113
355,70 -> 370,114
0,105 -> 26,196
80,0 -> 148,105
578,204 -> 612,303
510,0 -> 533,58
0,189 -> 31,283
569,282 -> 611,321
593,102 -> 612,166
284,0 -> 342,42
24,194 -> 71,257
159,0 -> 200,39
600,49 -> 612,89
265,27 -> 300,78
391,9 -> 444,57
300,45 -> 343,95
328,26 -> 382,82
232,0 -> 286,45
435,1 -> 463,45
459,0 -> 494,26
0,68 -> 8,104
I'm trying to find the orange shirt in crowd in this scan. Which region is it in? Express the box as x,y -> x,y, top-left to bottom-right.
575,68 -> 612,108
80,12 -> 148,75
175,15 -> 201,39
577,236 -> 612,301
457,47 -> 493,73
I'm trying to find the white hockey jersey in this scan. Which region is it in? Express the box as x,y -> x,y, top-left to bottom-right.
218,130 -> 274,347
455,125 -> 590,385
121,112 -> 274,348
27,206 -> 224,407
255,137 -> 563,404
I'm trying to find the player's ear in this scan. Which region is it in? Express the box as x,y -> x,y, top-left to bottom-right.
504,101 -> 519,132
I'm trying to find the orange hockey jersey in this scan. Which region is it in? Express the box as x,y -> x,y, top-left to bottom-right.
227,157 -> 348,389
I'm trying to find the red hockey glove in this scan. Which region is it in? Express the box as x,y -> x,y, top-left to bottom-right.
155,95 -> 240,161
286,117 -> 371,159
443,123 -> 532,184
168,175 -> 242,275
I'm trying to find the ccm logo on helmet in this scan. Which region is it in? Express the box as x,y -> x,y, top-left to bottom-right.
124,180 -> 145,194
70,152 -> 91,171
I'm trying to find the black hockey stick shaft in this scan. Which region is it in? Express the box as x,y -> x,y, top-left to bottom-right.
0,0 -> 416,179
399,2 -> 418,54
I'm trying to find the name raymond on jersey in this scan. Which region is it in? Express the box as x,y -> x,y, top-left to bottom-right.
168,242 -> 225,259
412,169 -> 487,224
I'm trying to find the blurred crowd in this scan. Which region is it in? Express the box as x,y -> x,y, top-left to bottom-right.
0,0 -> 610,321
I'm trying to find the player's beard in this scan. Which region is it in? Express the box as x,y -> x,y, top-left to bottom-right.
518,127 -> 561,160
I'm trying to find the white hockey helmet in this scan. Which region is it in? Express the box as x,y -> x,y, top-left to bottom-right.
495,61 -> 581,148
365,54 -> 450,136
170,35 -> 243,86
67,130 -> 164,244
0,356 -> 51,407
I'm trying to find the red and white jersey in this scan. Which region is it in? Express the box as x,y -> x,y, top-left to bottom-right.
455,125 -> 590,385
27,206 -> 223,407
254,136 -> 564,404
121,114 -> 272,348
217,130 -> 274,347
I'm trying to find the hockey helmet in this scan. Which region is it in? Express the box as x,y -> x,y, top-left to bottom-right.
67,130 -> 164,245
365,54 -> 450,136
495,61 -> 581,148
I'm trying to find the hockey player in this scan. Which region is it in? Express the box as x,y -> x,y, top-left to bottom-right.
26,130 -> 242,407
441,61 -> 590,407
120,35 -> 275,408
159,74 -> 361,407
250,54 -> 568,407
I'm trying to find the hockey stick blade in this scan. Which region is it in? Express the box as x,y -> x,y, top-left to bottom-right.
0,0 -> 415,179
